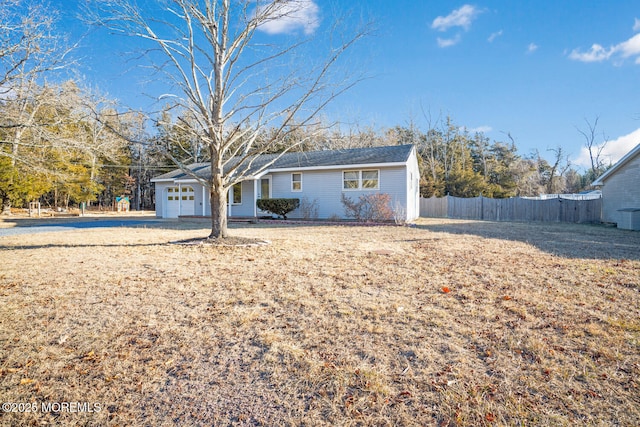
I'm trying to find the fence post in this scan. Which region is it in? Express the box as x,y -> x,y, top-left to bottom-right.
558,198 -> 563,223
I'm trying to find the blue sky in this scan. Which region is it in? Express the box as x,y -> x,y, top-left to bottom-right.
60,1 -> 640,169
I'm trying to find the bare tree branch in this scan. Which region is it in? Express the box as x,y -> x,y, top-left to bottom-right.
576,116 -> 609,178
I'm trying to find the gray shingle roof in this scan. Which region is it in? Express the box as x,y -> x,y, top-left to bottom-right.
152,144 -> 414,181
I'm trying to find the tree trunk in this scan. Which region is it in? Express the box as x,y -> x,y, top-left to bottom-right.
209,174 -> 228,239
1,196 -> 11,215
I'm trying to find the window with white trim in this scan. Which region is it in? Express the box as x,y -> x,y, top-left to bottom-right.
343,171 -> 359,189
362,170 -> 379,189
342,170 -> 379,190
291,173 -> 302,191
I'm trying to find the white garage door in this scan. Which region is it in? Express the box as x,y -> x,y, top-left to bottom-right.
164,186 -> 195,217
179,186 -> 195,216
165,187 -> 180,218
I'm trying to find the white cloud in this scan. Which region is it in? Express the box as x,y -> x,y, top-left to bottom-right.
634,18 -> 640,32
431,5 -> 480,32
569,43 -> 612,62
488,30 -> 503,42
617,33 -> 640,58
258,0 -> 320,35
437,35 -> 461,48
459,125 -> 493,134
573,127 -> 640,168
569,21 -> 640,64
527,43 -> 538,53
470,125 -> 493,134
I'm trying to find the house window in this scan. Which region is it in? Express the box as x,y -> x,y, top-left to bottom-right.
343,170 -> 379,190
362,170 -> 379,189
291,173 -> 302,191
232,182 -> 242,205
343,171 -> 360,189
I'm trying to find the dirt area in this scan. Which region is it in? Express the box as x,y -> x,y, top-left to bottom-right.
0,218 -> 638,426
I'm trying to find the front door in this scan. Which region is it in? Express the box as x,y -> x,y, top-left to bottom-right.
257,176 -> 272,214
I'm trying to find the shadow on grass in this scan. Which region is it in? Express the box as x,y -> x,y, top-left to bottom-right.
0,242 -> 169,251
413,220 -> 640,261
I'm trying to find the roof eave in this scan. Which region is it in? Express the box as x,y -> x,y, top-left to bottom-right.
590,142 -> 640,186
253,161 -> 410,178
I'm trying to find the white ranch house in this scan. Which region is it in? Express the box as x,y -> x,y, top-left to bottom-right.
151,144 -> 420,222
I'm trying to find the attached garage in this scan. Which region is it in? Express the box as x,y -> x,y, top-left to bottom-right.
162,185 -> 196,218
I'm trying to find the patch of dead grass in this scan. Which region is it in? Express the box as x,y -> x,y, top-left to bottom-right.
0,218 -> 638,426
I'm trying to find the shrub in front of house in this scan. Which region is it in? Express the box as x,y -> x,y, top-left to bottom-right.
299,197 -> 320,220
256,198 -> 300,219
341,193 -> 394,222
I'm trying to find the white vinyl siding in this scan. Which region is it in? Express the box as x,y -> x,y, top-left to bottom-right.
600,152 -> 640,225
228,181 -> 256,217
270,167 -> 405,219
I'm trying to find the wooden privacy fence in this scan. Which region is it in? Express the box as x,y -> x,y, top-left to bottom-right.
420,196 -> 602,223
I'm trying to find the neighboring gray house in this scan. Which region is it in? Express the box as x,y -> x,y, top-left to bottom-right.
151,144 -> 420,222
592,143 -> 640,229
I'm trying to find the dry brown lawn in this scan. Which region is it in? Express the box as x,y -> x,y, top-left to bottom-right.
0,217 -> 639,426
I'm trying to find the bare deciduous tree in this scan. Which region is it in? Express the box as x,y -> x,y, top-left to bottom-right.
546,146 -> 571,194
89,0 -> 368,238
0,1 -> 54,90
0,0 -> 75,213
577,116 -> 609,180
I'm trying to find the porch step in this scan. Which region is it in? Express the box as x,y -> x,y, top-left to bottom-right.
229,218 -> 257,223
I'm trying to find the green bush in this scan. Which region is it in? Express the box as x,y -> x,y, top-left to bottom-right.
256,198 -> 300,219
